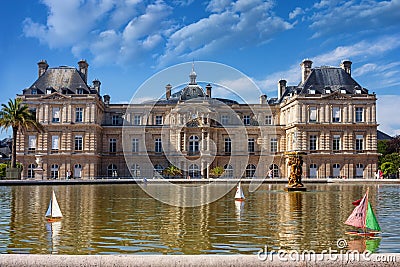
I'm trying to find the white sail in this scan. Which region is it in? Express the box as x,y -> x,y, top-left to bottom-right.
45,191 -> 63,219
234,182 -> 245,200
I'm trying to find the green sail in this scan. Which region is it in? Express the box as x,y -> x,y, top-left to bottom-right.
366,201 -> 381,231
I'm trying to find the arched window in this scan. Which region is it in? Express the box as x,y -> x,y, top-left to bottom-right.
50,164 -> 59,179
188,164 -> 200,178
246,164 -> 256,178
189,135 -> 199,153
223,164 -> 233,178
27,163 -> 36,179
269,164 -> 279,178
153,164 -> 163,177
333,164 -> 340,178
130,164 -> 140,177
108,164 -> 118,177
309,163 -> 317,178
74,164 -> 82,178
356,163 -> 364,178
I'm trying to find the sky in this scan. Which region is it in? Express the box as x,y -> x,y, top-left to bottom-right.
0,0 -> 400,139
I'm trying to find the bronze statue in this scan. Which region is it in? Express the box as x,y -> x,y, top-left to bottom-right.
287,155 -> 304,188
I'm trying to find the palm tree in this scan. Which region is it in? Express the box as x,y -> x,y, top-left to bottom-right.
0,98 -> 44,169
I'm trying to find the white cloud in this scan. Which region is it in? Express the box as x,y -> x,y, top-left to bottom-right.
377,95 -> 400,136
206,0 -> 231,12
309,0 -> 400,38
289,7 -> 304,20
159,0 -> 292,66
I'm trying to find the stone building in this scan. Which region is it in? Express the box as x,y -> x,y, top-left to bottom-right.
16,59 -> 378,179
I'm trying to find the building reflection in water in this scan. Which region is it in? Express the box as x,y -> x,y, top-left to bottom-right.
0,184 -> 389,254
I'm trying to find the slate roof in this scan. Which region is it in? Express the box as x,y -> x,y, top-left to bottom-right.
377,130 -> 393,140
23,66 -> 91,95
299,67 -> 367,94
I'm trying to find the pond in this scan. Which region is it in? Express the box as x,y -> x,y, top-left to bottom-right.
0,183 -> 399,254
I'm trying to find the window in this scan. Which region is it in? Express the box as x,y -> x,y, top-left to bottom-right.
224,138 -> 231,153
246,164 -> 256,178
155,138 -> 162,153
248,138 -> 255,153
269,164 -> 279,178
31,89 -> 37,95
46,88 -> 52,95
27,164 -> 35,179
223,164 -> 233,178
332,107 -> 340,122
188,164 -> 200,178
355,107 -> 363,122
309,135 -> 317,151
108,164 -> 118,177
74,164 -> 82,178
332,135 -> 340,151
50,164 -> 59,179
333,164 -> 340,178
153,164 -> 163,177
155,115 -> 163,125
309,164 -> 317,178
270,138 -> 278,153
51,135 -> 59,150
109,138 -> 116,153
112,115 -> 120,125
340,89 -> 347,94
28,135 -> 36,151
74,135 -> 83,151
189,135 -> 199,153
132,138 -> 139,152
309,89 -> 316,94
221,115 -> 229,125
309,107 -> 317,122
243,115 -> 250,125
134,115 -> 141,125
77,88 -> 84,94
265,115 -> 273,125
131,164 -> 140,177
356,135 -> 364,152
75,108 -> 83,123
356,163 -> 364,178
52,107 -> 60,123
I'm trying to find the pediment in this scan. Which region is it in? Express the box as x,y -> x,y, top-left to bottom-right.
41,92 -> 69,100
320,91 -> 351,100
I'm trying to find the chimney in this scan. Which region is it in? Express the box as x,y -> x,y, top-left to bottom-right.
340,59 -> 352,75
103,94 -> 110,106
260,94 -> 267,104
278,79 -> 287,99
165,84 -> 172,100
93,79 -> 101,94
301,59 -> 313,83
78,59 -> 89,83
37,60 -> 49,77
206,83 -> 212,97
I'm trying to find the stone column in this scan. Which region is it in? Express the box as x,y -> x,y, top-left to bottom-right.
183,132 -> 187,152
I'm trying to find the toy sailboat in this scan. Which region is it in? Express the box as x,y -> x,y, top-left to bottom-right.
235,182 -> 245,201
344,188 -> 381,237
45,190 -> 63,222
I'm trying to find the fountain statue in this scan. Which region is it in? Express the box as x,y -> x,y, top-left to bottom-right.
285,152 -> 307,191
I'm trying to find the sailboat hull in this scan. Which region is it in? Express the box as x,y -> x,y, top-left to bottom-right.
46,217 -> 62,223
345,231 -> 380,237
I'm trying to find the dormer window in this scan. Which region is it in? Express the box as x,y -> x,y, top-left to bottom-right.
77,88 -> 84,94
325,87 -> 331,94
340,89 -> 346,94
356,89 -> 362,94
31,89 -> 37,95
46,89 -> 52,95
309,89 -> 316,94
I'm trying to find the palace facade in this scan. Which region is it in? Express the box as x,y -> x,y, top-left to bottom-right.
16,59 -> 378,179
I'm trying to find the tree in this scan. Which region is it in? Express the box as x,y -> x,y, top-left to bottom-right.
210,166 -> 224,178
381,162 -> 397,178
163,165 -> 182,178
0,98 -> 44,168
386,135 -> 400,154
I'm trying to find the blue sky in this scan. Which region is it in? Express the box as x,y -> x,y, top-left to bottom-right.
1,0 -> 400,139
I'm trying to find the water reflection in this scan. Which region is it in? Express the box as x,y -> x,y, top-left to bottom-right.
347,238 -> 381,253
0,184 -> 398,254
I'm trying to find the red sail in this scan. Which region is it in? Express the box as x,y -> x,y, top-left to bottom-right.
345,191 -> 368,229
